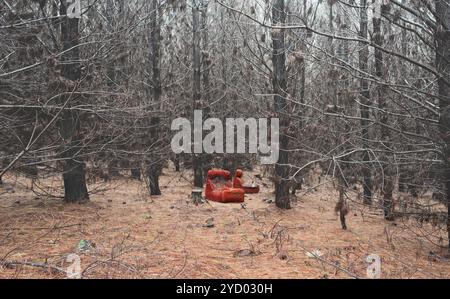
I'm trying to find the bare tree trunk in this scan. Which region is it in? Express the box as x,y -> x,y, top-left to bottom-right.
59,0 -> 89,203
396,0 -> 409,196
147,0 -> 162,195
173,155 -> 180,172
147,118 -> 161,195
299,0 -> 307,127
131,166 -> 141,180
373,0 -> 394,220
359,0 -> 372,205
192,0 -> 203,188
272,0 -> 290,209
201,0 -> 210,113
201,0 -> 212,177
106,0 -> 116,87
328,0 -> 338,107
104,0 -> 120,180
336,185 -> 348,230
435,0 -> 450,253
146,161 -> 161,195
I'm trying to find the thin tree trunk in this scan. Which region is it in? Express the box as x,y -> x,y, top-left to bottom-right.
105,0 -> 120,178
59,0 -> 88,203
131,164 -> 141,180
435,0 -> 450,253
397,0 -> 409,194
272,0 -> 290,209
147,0 -> 162,196
299,0 -> 307,127
359,0 -> 372,205
106,0 -> 116,87
146,161 -> 161,195
201,0 -> 212,177
173,155 -> 180,172
192,0 -> 203,188
373,0 -> 394,220
201,0 -> 210,114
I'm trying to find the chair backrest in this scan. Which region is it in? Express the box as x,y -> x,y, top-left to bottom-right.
207,169 -> 231,180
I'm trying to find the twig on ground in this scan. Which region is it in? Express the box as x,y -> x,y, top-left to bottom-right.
1,260 -> 67,275
297,242 -> 361,279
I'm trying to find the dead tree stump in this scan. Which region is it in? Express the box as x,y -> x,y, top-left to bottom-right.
192,189 -> 204,205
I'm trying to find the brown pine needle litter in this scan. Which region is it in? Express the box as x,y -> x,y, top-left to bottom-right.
1,166 -> 449,279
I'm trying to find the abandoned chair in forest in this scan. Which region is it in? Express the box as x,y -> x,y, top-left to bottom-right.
232,169 -> 260,194
204,169 -> 244,203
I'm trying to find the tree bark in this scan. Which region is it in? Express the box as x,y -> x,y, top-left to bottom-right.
272,0 -> 290,209
59,0 -> 89,203
373,0 -> 394,220
192,0 -> 204,188
200,0 -> 212,178
131,165 -> 141,180
359,0 -> 372,205
146,161 -> 161,195
146,0 -> 162,195
435,0 -> 450,253
173,155 -> 180,172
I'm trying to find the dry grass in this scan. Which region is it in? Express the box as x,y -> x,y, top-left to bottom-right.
0,166 -> 449,279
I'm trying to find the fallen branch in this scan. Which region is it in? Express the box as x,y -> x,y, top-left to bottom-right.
5,223 -> 81,231
1,260 -> 67,275
297,242 -> 361,279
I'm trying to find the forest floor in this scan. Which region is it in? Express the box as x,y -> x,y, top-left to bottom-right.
1,165 -> 450,279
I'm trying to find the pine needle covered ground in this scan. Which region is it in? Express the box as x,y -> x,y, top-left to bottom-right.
1,166 -> 449,278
